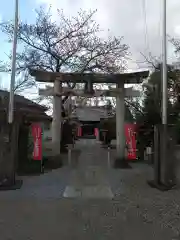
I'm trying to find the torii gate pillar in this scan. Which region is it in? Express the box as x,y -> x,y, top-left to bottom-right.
51,79 -> 62,155
116,81 -> 125,160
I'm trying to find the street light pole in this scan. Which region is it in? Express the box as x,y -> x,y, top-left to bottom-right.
8,0 -> 18,124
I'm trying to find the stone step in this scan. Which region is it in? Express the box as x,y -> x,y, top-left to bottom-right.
69,167 -> 108,186
63,185 -> 114,199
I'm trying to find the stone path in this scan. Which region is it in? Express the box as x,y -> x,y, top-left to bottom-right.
63,141 -> 113,198
0,139 -> 179,239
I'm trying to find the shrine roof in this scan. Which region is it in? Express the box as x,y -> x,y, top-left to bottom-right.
29,69 -> 149,84
0,89 -> 47,112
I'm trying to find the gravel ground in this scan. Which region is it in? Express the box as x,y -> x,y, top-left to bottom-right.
0,199 -> 175,240
0,139 -> 179,239
107,146 -> 180,238
107,164 -> 180,238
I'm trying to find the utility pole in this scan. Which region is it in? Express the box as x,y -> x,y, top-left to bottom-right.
147,0 -> 169,189
8,0 -> 18,124
161,0 -> 168,186
162,0 -> 167,126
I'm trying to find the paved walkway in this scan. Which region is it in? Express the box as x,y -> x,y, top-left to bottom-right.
0,139 -> 179,239
63,139 -> 113,198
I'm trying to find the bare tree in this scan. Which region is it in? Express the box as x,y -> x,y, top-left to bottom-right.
170,36 -> 180,55
138,52 -> 160,70
0,6 -> 128,93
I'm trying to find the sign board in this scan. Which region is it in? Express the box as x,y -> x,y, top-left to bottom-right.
31,124 -> 42,160
125,124 -> 137,160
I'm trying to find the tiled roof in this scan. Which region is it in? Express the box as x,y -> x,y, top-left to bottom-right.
0,90 -> 47,111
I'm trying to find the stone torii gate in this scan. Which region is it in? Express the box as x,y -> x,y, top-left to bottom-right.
29,70 -> 149,162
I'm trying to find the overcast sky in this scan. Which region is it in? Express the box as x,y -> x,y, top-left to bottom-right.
0,0 -> 180,91
36,0 -> 180,68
